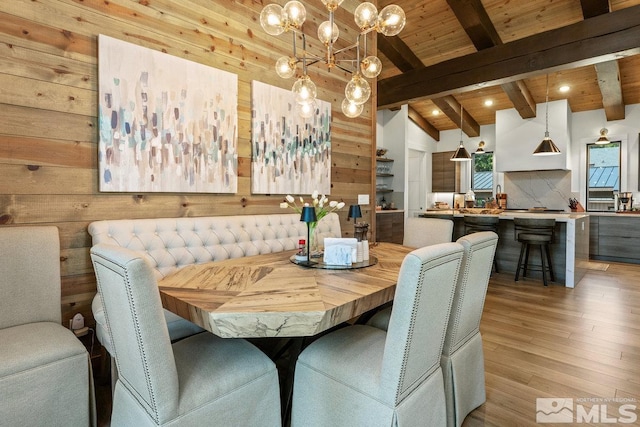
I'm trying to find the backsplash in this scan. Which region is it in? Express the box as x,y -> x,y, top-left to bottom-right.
504,170 -> 575,210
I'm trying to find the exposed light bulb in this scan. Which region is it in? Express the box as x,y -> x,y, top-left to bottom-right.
283,1 -> 306,28
341,98 -> 363,118
354,2 -> 378,30
275,56 -> 296,79
360,56 -> 382,78
297,99 -> 317,118
345,75 -> 370,105
318,21 -> 339,44
292,75 -> 317,104
377,5 -> 406,36
260,4 -> 285,36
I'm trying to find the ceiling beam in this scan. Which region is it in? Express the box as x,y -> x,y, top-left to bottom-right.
376,32 -> 481,138
378,5 -> 640,109
595,60 -> 625,120
580,0 -> 611,18
579,0 -> 624,121
447,0 -> 536,119
407,106 -> 440,141
431,96 -> 480,137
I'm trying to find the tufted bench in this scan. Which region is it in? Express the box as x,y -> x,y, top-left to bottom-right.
89,213 -> 342,356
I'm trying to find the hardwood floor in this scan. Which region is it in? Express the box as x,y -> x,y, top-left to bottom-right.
466,262 -> 640,426
95,261 -> 640,426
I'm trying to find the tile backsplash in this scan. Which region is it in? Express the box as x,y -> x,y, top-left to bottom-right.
504,170 -> 575,211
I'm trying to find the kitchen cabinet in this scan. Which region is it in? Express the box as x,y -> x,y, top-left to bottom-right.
431,151 -> 460,192
376,211 -> 404,244
594,215 -> 640,264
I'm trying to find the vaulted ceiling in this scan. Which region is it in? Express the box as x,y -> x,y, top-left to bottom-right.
374,0 -> 640,141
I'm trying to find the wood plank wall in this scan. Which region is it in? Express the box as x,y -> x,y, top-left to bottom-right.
0,0 -> 376,327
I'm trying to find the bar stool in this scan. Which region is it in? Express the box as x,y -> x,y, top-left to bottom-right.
464,215 -> 500,273
513,217 -> 555,286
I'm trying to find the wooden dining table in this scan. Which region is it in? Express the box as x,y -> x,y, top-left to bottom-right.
158,242 -> 413,339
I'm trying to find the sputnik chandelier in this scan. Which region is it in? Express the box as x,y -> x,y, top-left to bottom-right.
260,1 -> 406,118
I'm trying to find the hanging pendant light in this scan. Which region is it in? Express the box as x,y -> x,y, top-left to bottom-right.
533,74 -> 562,156
451,104 -> 471,161
596,128 -> 610,144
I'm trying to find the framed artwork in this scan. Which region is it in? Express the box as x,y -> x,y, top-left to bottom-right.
250,80 -> 331,195
98,34 -> 238,193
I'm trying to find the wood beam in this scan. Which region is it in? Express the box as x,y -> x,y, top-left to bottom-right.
446,0 -> 501,50
580,0 -> 611,18
447,0 -> 536,118
407,106 -> 439,141
378,5 -> 640,109
376,34 -> 423,72
595,60 -> 625,120
501,80 -> 536,119
431,96 -> 480,137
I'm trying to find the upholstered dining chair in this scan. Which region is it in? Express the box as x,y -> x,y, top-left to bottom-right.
0,226 -> 95,426
403,217 -> 454,248
90,243 -> 282,427
291,242 -> 465,427
441,231 -> 498,427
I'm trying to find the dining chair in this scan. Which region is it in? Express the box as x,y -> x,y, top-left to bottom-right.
90,243 -> 282,427
0,226 -> 95,426
403,217 -> 454,248
441,231 -> 498,427
291,242 -> 465,427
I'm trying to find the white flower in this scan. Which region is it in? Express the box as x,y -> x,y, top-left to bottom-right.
329,200 -> 338,208
336,202 -> 346,209
280,202 -> 289,208
312,190 -> 319,200
286,195 -> 295,203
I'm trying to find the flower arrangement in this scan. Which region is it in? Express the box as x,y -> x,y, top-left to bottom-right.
280,191 -> 345,221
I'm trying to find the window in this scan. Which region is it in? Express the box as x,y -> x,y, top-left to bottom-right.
472,152 -> 493,207
586,142 -> 620,212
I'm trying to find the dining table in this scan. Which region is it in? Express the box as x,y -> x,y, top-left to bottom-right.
157,242 -> 413,339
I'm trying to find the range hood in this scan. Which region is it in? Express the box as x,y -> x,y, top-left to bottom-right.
495,99 -> 572,172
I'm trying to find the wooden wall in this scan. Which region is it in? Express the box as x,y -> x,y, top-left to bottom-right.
0,0 -> 376,327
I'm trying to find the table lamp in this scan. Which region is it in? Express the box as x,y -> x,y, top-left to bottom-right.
348,205 -> 366,241
300,206 -> 317,266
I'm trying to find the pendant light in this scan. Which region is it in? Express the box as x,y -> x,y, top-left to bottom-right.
533,74 -> 561,156
451,104 -> 471,161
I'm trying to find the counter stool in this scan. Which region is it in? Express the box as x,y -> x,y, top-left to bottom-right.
464,215 -> 500,273
513,217 -> 555,286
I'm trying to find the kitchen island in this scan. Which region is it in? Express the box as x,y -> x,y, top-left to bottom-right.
420,211 -> 589,288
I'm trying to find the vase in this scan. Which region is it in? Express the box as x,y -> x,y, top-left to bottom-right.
308,221 -> 320,257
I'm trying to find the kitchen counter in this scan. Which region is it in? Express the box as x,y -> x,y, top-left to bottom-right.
420,211 -> 589,288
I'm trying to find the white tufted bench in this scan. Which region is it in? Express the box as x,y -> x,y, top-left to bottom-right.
89,213 -> 342,355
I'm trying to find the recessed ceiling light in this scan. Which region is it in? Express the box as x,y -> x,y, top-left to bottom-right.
559,85 -> 570,93
484,99 -> 494,107
432,110 -> 440,115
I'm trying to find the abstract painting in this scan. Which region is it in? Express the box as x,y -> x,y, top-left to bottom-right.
98,34 -> 238,193
251,80 -> 331,195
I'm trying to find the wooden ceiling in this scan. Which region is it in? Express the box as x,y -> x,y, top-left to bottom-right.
375,0 -> 640,140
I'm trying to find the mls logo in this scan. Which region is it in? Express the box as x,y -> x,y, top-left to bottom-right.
537,398 -> 574,423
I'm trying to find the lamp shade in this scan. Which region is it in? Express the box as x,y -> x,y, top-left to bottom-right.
533,135 -> 561,156
451,143 -> 471,161
300,206 -> 317,223
348,205 -> 362,220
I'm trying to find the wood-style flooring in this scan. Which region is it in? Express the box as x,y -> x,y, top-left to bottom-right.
95,261 -> 640,426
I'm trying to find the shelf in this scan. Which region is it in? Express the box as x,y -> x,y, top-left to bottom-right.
376,173 -> 394,177
376,189 -> 394,193
376,157 -> 394,162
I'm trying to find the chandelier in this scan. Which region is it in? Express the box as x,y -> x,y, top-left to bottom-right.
260,1 -> 406,118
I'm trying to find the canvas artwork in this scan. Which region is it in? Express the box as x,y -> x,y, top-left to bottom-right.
98,34 -> 238,193
251,80 -> 331,195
